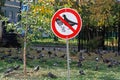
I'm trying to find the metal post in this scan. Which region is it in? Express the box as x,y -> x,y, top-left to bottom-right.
78,32 -> 80,52
66,39 -> 70,80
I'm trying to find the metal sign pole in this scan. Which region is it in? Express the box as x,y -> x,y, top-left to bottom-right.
66,39 -> 70,80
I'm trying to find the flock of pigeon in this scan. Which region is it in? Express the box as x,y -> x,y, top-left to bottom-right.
78,49 -> 120,75
0,48 -> 120,78
0,48 -> 65,78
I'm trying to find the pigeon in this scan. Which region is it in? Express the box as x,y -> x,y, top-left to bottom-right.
77,61 -> 82,67
79,56 -> 85,62
53,62 -> 58,66
34,65 -> 39,72
38,53 -> 44,59
1,55 -> 9,60
53,53 -> 58,57
4,67 -> 14,74
6,59 -> 13,63
48,51 -> 52,58
37,50 -> 41,53
62,14 -> 78,26
103,58 -> 111,63
42,48 -> 45,50
95,57 -> 99,62
26,55 -> 34,60
79,70 -> 85,75
14,65 -> 20,70
60,54 -> 66,58
107,63 -> 113,68
48,72 -> 57,78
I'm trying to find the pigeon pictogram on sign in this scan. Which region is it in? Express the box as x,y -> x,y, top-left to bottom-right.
51,8 -> 82,39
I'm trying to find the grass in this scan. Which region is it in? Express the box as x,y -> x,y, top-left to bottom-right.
1,60 -> 120,80
0,63 -> 120,80
0,48 -> 120,80
32,38 -> 78,46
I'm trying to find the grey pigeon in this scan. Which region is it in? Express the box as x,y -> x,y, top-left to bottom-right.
48,72 -> 57,78
34,65 -> 39,72
4,67 -> 14,74
79,70 -> 85,75
14,65 -> 20,70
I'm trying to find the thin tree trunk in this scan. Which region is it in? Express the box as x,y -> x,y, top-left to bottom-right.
102,26 -> 105,50
23,38 -> 27,76
118,24 -> 120,53
23,6 -> 29,76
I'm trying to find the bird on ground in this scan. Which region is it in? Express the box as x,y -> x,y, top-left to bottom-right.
103,58 -> 111,63
60,54 -> 66,58
77,61 -> 82,67
33,65 -> 39,72
42,48 -> 45,50
107,63 -> 113,68
79,70 -> 85,75
48,51 -> 52,58
37,49 -> 41,53
4,67 -> 14,74
14,65 -> 20,70
53,62 -> 58,66
95,57 -> 99,62
48,72 -> 57,78
1,55 -> 9,60
53,53 -> 58,57
6,59 -> 13,63
87,51 -> 91,56
62,14 -> 78,26
38,53 -> 44,59
79,56 -> 85,62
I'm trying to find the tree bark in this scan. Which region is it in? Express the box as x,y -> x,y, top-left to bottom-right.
102,26 -> 105,50
118,24 -> 120,53
23,39 -> 27,76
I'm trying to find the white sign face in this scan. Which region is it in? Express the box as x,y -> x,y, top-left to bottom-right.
55,12 -> 78,35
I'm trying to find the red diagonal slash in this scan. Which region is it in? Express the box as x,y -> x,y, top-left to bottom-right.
57,15 -> 76,32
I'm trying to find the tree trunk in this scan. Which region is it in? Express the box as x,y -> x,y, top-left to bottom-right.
23,39 -> 27,76
23,24 -> 28,76
118,24 -> 120,53
102,26 -> 105,50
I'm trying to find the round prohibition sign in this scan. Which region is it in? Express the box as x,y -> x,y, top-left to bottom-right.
51,8 -> 82,39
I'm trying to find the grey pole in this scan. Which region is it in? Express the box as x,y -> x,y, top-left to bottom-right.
66,39 -> 70,80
